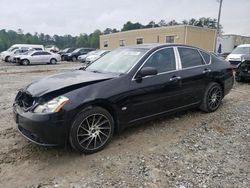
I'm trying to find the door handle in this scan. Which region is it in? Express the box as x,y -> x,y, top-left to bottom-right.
170,76 -> 181,81
202,69 -> 211,74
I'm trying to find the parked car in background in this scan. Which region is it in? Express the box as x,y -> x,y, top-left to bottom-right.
64,48 -> 95,62
45,45 -> 60,53
226,44 -> 250,67
13,50 -> 61,65
0,44 -> 44,62
13,44 -> 234,154
59,48 -> 76,61
9,49 -> 30,63
235,56 -> 250,82
78,51 -> 96,63
85,50 -> 110,64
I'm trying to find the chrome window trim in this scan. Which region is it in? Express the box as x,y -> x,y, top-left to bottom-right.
176,46 -> 211,71
131,47 -> 178,81
198,50 -> 212,65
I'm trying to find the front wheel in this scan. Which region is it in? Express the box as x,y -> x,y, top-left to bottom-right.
22,59 -> 30,66
72,56 -> 77,62
5,56 -> 10,62
70,107 -> 114,154
200,83 -> 223,113
50,58 -> 57,64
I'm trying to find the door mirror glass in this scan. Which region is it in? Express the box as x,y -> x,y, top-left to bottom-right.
136,67 -> 158,78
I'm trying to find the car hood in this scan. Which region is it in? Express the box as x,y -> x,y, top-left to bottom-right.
227,54 -> 244,61
25,70 -> 115,97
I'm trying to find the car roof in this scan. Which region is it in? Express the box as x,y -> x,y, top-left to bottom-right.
237,44 -> 250,47
124,43 -> 205,51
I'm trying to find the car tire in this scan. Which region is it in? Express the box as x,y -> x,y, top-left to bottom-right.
5,56 -> 10,62
22,59 -> 30,66
200,82 -> 223,113
72,56 -> 77,62
70,106 -> 114,154
50,58 -> 57,64
235,74 -> 244,82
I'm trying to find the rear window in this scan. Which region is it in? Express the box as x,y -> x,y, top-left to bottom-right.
178,47 -> 205,68
200,51 -> 211,64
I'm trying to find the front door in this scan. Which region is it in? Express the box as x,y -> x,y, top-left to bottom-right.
127,47 -> 183,122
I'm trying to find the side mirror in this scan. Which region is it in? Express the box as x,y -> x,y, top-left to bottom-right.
136,67 -> 158,79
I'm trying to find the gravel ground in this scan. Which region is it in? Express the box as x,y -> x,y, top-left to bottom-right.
0,61 -> 249,188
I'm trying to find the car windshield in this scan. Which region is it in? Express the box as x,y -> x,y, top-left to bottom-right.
231,47 -> 250,54
86,48 -> 148,74
62,48 -> 69,52
94,50 -> 107,56
72,48 -> 82,53
7,47 -> 19,52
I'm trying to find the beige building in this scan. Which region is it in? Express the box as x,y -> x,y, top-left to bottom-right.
100,25 -> 216,51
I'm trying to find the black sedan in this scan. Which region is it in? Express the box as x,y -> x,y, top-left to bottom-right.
59,48 -> 76,61
235,59 -> 250,82
13,44 -> 234,154
64,48 -> 95,62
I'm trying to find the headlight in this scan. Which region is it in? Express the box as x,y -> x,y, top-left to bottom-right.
33,96 -> 69,113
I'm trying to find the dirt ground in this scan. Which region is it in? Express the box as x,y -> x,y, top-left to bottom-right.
0,61 -> 249,188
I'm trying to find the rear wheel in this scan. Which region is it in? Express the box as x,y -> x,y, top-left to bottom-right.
22,59 -> 30,66
200,83 -> 223,113
70,107 -> 114,154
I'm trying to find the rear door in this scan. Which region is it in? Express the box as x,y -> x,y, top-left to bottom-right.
30,52 -> 42,64
177,47 -> 211,105
41,51 -> 51,63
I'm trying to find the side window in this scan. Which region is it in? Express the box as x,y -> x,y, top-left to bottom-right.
142,48 -> 176,73
43,52 -> 51,55
32,52 -> 40,56
200,50 -> 211,64
178,48 -> 205,68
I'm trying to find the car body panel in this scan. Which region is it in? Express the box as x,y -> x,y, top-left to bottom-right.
13,44 -> 234,146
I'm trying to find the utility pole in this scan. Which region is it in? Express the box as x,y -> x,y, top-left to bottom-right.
215,0 -> 223,52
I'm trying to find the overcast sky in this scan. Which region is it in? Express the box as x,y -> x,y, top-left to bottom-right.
0,0 -> 249,36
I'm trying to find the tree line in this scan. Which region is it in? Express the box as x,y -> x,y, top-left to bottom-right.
0,17 -> 221,52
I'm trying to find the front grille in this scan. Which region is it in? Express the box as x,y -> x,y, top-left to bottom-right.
229,61 -> 241,65
15,90 -> 35,110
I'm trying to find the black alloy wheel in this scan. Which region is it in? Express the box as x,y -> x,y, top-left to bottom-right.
200,83 -> 223,112
70,107 -> 114,154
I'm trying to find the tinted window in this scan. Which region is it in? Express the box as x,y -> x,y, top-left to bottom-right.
200,51 -> 211,64
178,48 -> 204,68
142,48 -> 176,73
32,52 -> 41,56
42,52 -> 51,55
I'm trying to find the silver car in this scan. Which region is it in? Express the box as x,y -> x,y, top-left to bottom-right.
13,51 -> 61,65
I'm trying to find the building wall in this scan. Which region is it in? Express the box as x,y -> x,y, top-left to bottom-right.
100,25 -> 216,51
185,26 -> 216,51
217,35 -> 250,53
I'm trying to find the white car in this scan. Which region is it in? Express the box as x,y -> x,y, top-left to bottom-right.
78,51 -> 96,63
85,50 -> 110,64
45,45 -> 60,53
0,44 -> 44,62
226,44 -> 250,67
13,51 -> 61,65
